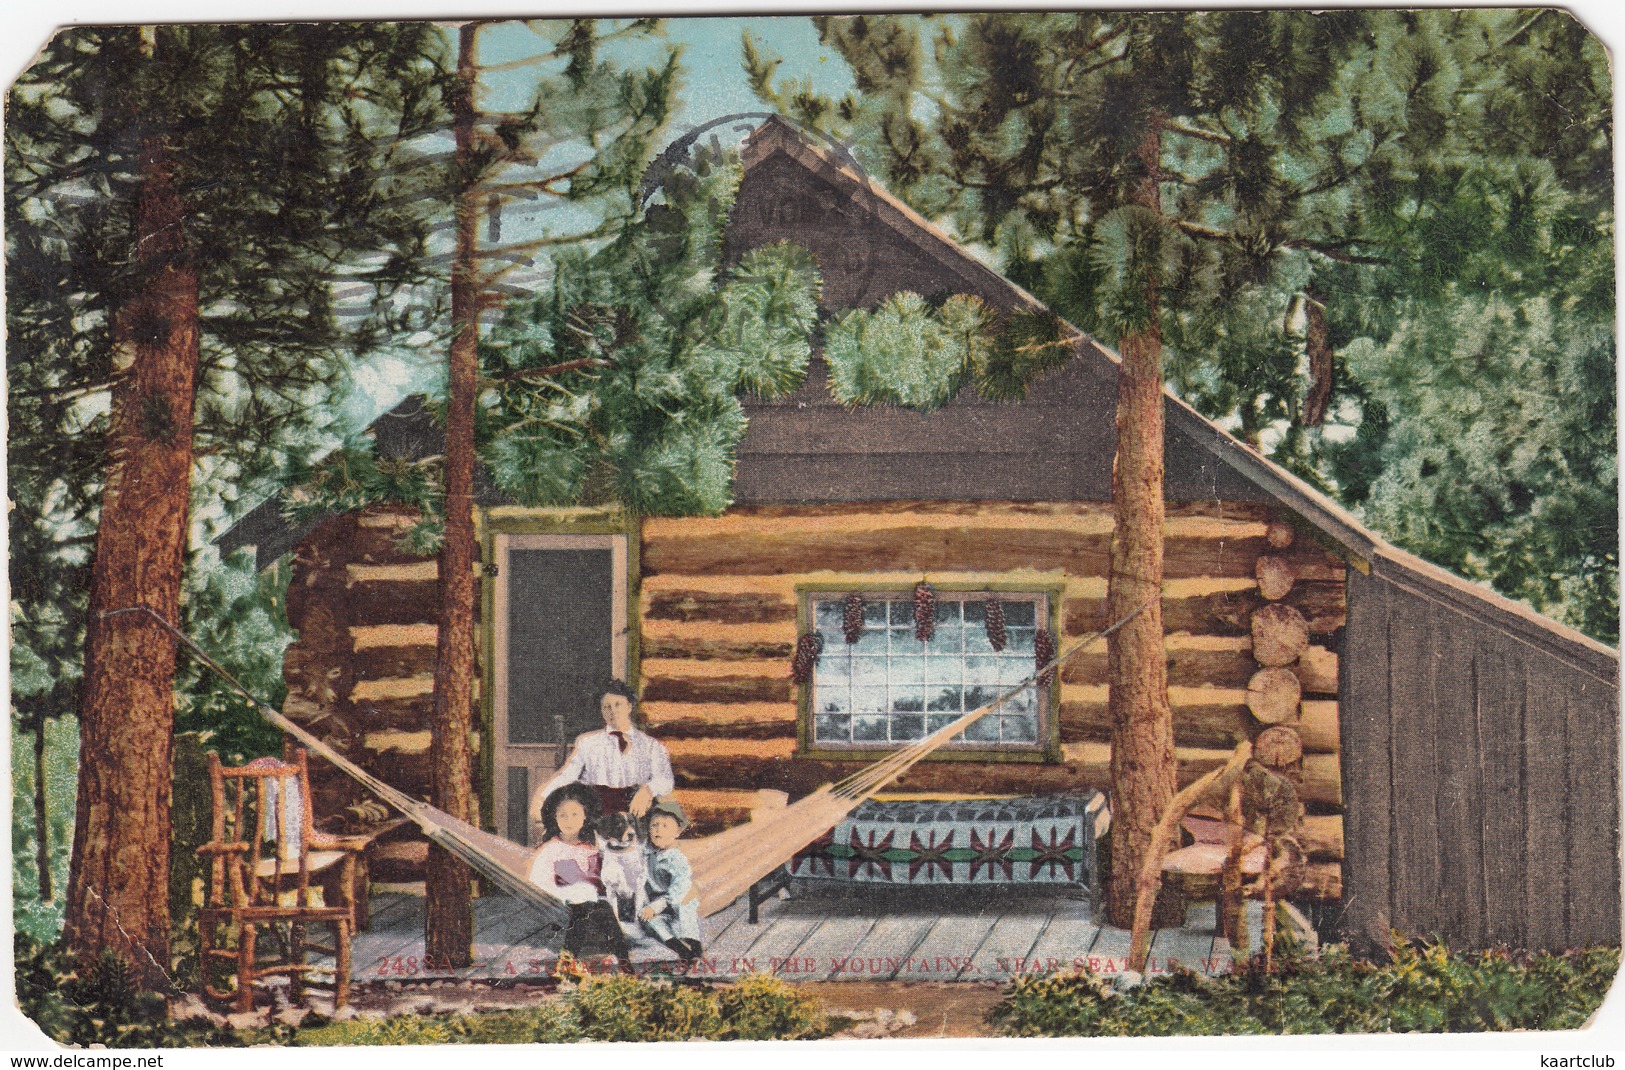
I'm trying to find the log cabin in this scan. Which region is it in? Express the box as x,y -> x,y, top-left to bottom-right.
219,117 -> 1620,954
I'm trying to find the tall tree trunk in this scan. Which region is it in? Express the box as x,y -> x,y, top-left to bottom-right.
1301,285 -> 1332,427
64,130 -> 199,989
425,20 -> 479,968
34,720 -> 52,903
1105,113 -> 1178,929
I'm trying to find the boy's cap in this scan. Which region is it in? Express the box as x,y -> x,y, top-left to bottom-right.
647,797 -> 689,830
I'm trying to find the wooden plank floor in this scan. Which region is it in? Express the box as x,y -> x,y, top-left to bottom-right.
338,888 -> 1234,985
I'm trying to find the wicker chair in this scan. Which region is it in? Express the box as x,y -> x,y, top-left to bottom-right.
198,748 -> 364,1012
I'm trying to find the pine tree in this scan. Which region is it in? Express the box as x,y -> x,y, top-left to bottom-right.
6,22 -> 449,985
283,29 -> 821,964
791,11 -> 1614,642
759,10 -> 1602,924
415,18 -> 682,967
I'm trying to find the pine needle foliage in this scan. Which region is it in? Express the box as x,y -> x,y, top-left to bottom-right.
754,10 -> 1615,642
478,145 -> 821,517
993,939 -> 1619,1037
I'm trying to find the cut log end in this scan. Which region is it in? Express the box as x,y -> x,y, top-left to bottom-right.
1266,520 -> 1295,549
1251,603 -> 1310,667
1245,667 -> 1302,725
1255,555 -> 1296,601
1253,726 -> 1305,769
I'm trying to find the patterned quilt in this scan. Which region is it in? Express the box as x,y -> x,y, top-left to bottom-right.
789,793 -> 1109,887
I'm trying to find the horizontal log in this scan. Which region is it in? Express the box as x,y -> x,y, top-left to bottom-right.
1059,685 -> 1337,754
348,561 -> 438,584
343,579 -> 440,626
649,499 -> 1270,527
361,729 -> 432,755
646,505 -> 1273,541
349,510 -> 436,567
1296,645 -> 1338,694
351,623 -> 439,650
643,701 -> 798,740
670,788 -> 789,836
641,671 -> 793,705
1296,862 -> 1342,902
351,644 -> 437,682
351,675 -> 434,703
1062,636 -> 1257,689
643,590 -> 794,625
341,694 -> 434,730
1300,815 -> 1344,862
640,632 -> 796,661
665,737 -> 796,762
644,525 -> 1282,581
671,751 -> 1095,798
639,568 -> 1086,598
1061,687 -> 1250,750
1301,755 -> 1342,808
667,739 -> 1336,805
1064,580 -> 1344,638
1298,701 -> 1339,754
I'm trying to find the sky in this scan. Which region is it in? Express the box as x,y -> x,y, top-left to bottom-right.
335,16 -> 858,431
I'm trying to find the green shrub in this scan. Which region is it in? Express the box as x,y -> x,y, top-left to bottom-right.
715,973 -> 830,1040
14,934 -> 244,1049
290,972 -> 830,1046
992,938 -> 1621,1037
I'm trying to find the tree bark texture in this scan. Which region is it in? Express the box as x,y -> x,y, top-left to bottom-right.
1301,286 -> 1332,427
34,722 -> 52,903
65,135 -> 199,989
425,21 -> 479,968
1106,113 -> 1179,930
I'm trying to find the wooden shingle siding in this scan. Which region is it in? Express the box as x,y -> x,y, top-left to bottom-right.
726,131 -> 1269,508
1338,563 -> 1621,952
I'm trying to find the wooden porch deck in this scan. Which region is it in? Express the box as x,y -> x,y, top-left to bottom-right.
343,887 -> 1243,985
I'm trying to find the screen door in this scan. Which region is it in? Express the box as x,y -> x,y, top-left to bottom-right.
491,533 -> 627,844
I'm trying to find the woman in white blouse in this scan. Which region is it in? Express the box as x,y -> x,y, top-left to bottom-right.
531,680 -> 674,829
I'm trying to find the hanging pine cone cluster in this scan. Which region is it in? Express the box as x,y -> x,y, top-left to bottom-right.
913,581 -> 937,642
1034,628 -> 1057,686
984,599 -> 1007,652
790,632 -> 825,684
842,593 -> 866,644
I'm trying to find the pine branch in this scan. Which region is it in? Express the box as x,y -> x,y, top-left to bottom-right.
1279,237 -> 1389,265
1173,219 -> 1389,265
1166,121 -> 1231,145
488,356 -> 611,381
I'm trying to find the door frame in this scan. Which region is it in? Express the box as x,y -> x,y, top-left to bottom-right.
481,509 -> 636,844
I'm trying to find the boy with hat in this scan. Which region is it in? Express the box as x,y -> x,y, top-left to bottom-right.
639,798 -> 703,962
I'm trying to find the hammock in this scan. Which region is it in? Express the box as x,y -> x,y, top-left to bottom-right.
111,601 -> 1148,923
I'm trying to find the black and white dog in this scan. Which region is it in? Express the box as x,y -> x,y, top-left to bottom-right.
596,811 -> 645,927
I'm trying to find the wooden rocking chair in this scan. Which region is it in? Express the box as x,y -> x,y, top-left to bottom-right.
198,747 -> 365,1012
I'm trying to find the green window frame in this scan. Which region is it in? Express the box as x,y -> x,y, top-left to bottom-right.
800,588 -> 1055,756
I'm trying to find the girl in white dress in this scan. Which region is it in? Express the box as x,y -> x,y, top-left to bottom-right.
530,783 -> 632,971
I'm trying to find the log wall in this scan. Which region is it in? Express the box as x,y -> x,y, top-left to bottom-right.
640,499 -> 1348,901
282,508 -> 457,858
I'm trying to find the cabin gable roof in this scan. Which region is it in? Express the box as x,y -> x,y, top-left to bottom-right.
217,117 -> 1618,674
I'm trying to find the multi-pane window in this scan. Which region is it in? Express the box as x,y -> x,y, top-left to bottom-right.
806,592 -> 1049,750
